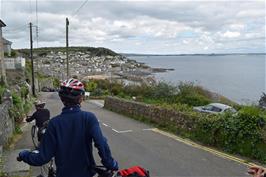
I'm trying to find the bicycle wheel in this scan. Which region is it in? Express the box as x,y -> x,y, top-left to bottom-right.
41,159 -> 56,177
40,163 -> 49,177
31,125 -> 38,148
48,159 -> 56,177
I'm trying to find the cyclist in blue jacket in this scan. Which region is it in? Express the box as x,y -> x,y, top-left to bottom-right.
18,78 -> 119,177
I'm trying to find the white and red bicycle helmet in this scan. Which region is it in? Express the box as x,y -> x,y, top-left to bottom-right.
59,78 -> 85,100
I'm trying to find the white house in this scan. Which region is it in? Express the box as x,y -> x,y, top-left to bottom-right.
5,57 -> 26,70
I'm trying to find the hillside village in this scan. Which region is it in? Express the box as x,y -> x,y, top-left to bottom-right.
36,50 -> 151,80
17,47 -> 165,85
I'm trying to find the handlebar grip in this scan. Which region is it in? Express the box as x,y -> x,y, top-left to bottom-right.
17,156 -> 22,162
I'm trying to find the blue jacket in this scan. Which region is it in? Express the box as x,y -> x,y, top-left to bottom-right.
20,105 -> 118,177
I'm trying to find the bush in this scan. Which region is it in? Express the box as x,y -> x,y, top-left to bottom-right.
150,82 -> 178,102
10,89 -> 34,123
193,106 -> 266,162
0,86 -> 5,103
53,78 -> 60,88
259,92 -> 266,109
176,82 -> 211,106
110,82 -> 124,95
11,92 -> 24,123
23,101 -> 32,114
20,85 -> 29,100
94,79 -> 110,90
90,88 -> 105,96
12,92 -> 23,106
123,83 -> 152,98
11,50 -> 17,57
84,81 -> 98,92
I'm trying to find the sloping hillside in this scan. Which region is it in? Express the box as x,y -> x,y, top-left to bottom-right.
17,46 -> 120,58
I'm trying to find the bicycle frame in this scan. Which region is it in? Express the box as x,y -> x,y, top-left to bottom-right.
31,125 -> 39,148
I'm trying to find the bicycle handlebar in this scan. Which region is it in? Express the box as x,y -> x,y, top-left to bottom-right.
94,166 -> 115,177
17,157 -> 114,177
17,156 -> 22,162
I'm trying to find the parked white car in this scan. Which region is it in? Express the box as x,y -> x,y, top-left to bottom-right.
193,103 -> 237,114
85,92 -> 90,99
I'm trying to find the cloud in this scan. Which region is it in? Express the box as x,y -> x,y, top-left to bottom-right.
222,31 -> 241,38
237,9 -> 265,18
0,0 -> 265,54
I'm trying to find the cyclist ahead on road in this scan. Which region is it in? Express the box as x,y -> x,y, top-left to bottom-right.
19,78 -> 118,177
27,100 -> 50,142
26,100 -> 50,129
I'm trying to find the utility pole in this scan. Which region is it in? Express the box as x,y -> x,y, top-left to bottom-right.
66,17 -> 69,78
30,22 -> 36,96
35,0 -> 39,75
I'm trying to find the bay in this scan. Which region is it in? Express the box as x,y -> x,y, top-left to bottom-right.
128,55 -> 266,104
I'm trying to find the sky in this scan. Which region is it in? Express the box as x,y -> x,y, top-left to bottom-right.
0,0 -> 265,54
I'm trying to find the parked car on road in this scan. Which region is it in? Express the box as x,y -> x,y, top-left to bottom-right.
193,103 -> 237,114
41,87 -> 57,92
41,87 -> 50,92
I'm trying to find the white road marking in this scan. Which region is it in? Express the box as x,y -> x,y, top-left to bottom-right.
111,128 -> 133,134
142,128 -> 155,131
117,130 -> 133,133
102,123 -> 109,127
112,128 -> 120,133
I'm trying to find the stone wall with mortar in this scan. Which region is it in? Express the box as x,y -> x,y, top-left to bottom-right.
104,96 -> 198,132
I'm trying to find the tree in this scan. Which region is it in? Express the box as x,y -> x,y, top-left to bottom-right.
84,81 -> 97,92
259,92 -> 266,109
53,78 -> 60,88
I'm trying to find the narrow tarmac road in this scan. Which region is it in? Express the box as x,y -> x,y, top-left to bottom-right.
21,92 -> 250,177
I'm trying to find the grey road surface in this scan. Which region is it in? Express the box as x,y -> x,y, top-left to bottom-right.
35,93 -> 250,176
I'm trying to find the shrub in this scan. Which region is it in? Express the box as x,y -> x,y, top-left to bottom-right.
20,85 -> 29,100
23,101 -> 32,114
90,88 -> 105,96
193,106 -> 266,162
259,92 -> 266,109
0,76 -> 5,86
11,50 -> 17,57
176,82 -> 211,106
11,92 -> 24,123
53,78 -> 60,88
110,82 -> 124,95
123,83 -> 152,98
84,81 -> 98,92
12,92 -> 23,106
150,82 -> 178,102
94,79 -> 110,90
0,86 -> 5,103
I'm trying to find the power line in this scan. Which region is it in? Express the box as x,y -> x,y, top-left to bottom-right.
3,24 -> 28,32
71,0 -> 89,17
35,0 -> 39,48
0,0 -> 3,18
29,0 -> 32,21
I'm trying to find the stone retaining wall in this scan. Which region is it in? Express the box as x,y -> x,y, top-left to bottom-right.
104,96 -> 198,131
0,90 -> 14,146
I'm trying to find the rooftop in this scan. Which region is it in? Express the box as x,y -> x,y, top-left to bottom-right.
2,37 -> 12,45
0,19 -> 6,27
